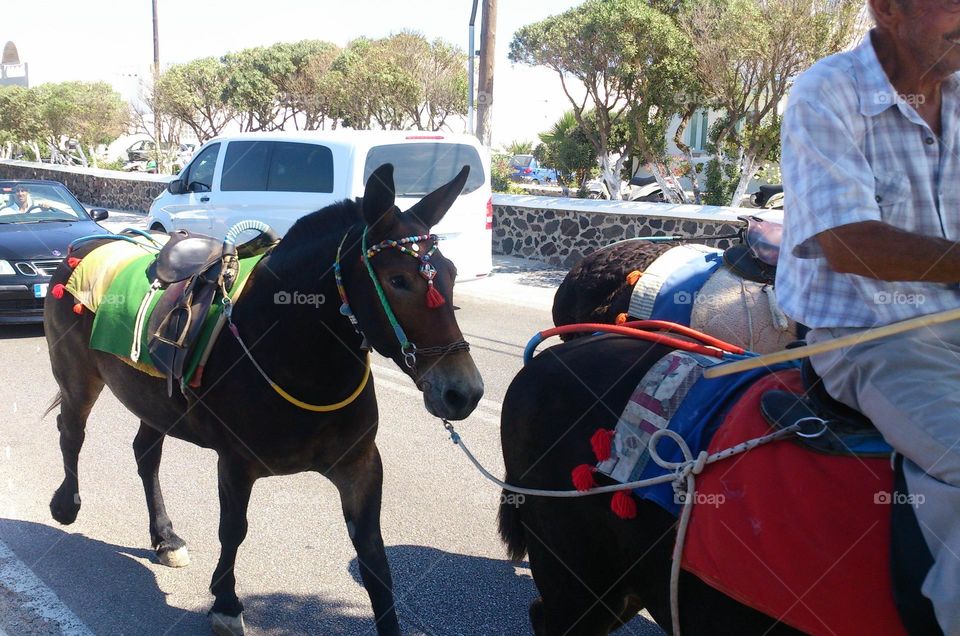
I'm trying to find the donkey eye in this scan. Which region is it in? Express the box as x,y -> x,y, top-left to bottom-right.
388,275 -> 409,290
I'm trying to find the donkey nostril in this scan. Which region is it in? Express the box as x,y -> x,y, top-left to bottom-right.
444,388 -> 470,411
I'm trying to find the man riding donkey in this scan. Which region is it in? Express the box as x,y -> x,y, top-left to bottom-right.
779,0 -> 960,631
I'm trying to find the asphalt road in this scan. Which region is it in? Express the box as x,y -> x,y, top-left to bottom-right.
0,215 -> 665,636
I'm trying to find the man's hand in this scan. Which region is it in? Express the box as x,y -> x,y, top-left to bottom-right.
817,221 -> 960,282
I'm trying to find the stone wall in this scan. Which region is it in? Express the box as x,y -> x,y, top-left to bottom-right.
0,160 -> 168,213
492,195 -> 751,268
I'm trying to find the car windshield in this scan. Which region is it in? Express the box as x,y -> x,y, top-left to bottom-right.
509,155 -> 533,169
0,183 -> 88,224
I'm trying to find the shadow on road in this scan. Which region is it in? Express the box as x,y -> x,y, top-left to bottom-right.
0,521 -> 661,635
0,324 -> 44,340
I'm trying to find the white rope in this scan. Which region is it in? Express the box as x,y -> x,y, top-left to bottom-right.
440,419 -> 800,636
764,285 -> 790,332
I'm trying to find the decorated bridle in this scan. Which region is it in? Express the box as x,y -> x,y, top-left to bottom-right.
335,226 -> 470,372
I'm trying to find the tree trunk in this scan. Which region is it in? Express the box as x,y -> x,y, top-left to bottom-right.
599,153 -> 622,200
729,151 -> 760,207
649,163 -> 684,204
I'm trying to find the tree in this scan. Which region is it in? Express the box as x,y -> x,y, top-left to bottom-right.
536,110 -> 598,186
34,82 -> 128,166
0,86 -> 45,160
505,139 -> 535,155
222,43 -> 297,132
510,0 -> 693,200
280,40 -> 341,130
155,57 -> 235,142
681,0 -> 860,205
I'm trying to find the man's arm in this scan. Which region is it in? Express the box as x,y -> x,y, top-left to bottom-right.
817,221 -> 960,282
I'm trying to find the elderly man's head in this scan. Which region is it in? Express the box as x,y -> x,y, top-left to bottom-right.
870,0 -> 960,78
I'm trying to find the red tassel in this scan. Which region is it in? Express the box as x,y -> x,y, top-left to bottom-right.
615,312 -> 628,325
67,257 -> 81,269
611,491 -> 637,519
626,270 -> 642,286
72,303 -> 84,315
590,428 -> 616,462
51,283 -> 66,299
426,284 -> 446,309
571,464 -> 597,491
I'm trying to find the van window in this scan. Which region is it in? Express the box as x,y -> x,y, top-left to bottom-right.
184,142 -> 220,193
268,142 -> 334,193
364,143 -> 485,196
221,141 -> 270,191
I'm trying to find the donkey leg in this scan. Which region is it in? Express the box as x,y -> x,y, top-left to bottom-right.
208,456 -> 254,636
50,382 -> 104,525
327,444 -> 400,636
133,421 -> 190,568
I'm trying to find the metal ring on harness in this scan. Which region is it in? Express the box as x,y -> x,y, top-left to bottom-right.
794,416 -> 829,439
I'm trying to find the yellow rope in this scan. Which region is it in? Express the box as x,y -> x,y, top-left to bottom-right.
267,353 -> 371,412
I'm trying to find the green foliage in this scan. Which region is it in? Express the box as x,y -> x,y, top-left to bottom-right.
490,154 -> 526,193
0,86 -> 45,147
537,110 -> 597,186
34,81 -> 127,146
505,139 -> 535,155
511,0 -> 697,195
155,57 -> 236,142
681,0 -> 860,203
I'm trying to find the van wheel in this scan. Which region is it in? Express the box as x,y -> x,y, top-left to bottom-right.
150,223 -> 166,233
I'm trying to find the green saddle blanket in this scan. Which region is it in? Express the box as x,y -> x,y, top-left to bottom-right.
89,252 -> 263,385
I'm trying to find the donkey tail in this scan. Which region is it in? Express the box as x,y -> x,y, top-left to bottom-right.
497,482 -> 528,562
42,391 -> 63,420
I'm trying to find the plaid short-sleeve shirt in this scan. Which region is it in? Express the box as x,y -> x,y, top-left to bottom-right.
777,31 -> 960,328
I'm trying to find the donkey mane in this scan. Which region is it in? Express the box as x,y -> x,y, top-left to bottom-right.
266,199 -> 363,277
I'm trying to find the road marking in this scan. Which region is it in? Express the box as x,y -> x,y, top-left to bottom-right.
0,539 -> 94,636
372,364 -> 502,421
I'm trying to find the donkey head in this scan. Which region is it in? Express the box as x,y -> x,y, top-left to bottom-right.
347,163 -> 483,421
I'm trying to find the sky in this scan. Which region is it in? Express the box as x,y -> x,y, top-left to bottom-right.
5,0 -> 586,148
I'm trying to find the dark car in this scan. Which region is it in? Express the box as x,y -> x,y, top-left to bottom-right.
0,180 -> 110,324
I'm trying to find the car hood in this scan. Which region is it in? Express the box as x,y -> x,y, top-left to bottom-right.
0,221 -> 108,261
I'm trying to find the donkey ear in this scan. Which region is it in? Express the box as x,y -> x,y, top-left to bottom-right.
405,165 -> 470,229
363,163 -> 397,233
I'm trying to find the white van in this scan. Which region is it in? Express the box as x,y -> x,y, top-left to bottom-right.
148,130 -> 493,280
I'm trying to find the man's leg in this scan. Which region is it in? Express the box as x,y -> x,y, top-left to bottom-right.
809,322 -> 960,633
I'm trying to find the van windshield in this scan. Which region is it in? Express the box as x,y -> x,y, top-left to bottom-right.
364,143 -> 485,197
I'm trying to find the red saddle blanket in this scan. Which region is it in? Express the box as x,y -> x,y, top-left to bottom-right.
682,370 -> 906,636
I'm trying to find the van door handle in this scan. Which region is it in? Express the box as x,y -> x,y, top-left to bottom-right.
200,196 -> 210,202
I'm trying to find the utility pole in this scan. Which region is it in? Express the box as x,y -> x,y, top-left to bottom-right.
151,0 -> 163,164
476,0 -> 497,146
467,0 -> 479,135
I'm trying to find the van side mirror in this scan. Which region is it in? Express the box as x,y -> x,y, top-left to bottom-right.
167,179 -> 186,195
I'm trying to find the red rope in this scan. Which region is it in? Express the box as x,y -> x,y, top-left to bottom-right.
619,320 -> 745,354
536,323 -> 726,358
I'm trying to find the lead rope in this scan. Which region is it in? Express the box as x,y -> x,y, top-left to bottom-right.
439,418 -> 801,636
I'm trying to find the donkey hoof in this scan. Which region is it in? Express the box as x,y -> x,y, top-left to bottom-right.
49,488 -> 81,525
210,611 -> 245,635
157,545 -> 191,568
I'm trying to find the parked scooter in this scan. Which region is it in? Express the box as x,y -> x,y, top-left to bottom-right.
584,173 -> 683,201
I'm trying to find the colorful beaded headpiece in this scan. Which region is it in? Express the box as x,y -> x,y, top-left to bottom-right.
366,234 -> 445,308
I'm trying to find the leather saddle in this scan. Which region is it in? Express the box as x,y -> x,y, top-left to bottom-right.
722,216 -> 783,285
144,230 -> 239,396
759,358 -> 891,457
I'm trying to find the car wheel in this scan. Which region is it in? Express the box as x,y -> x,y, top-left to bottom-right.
150,223 -> 166,233
532,179 -> 540,185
